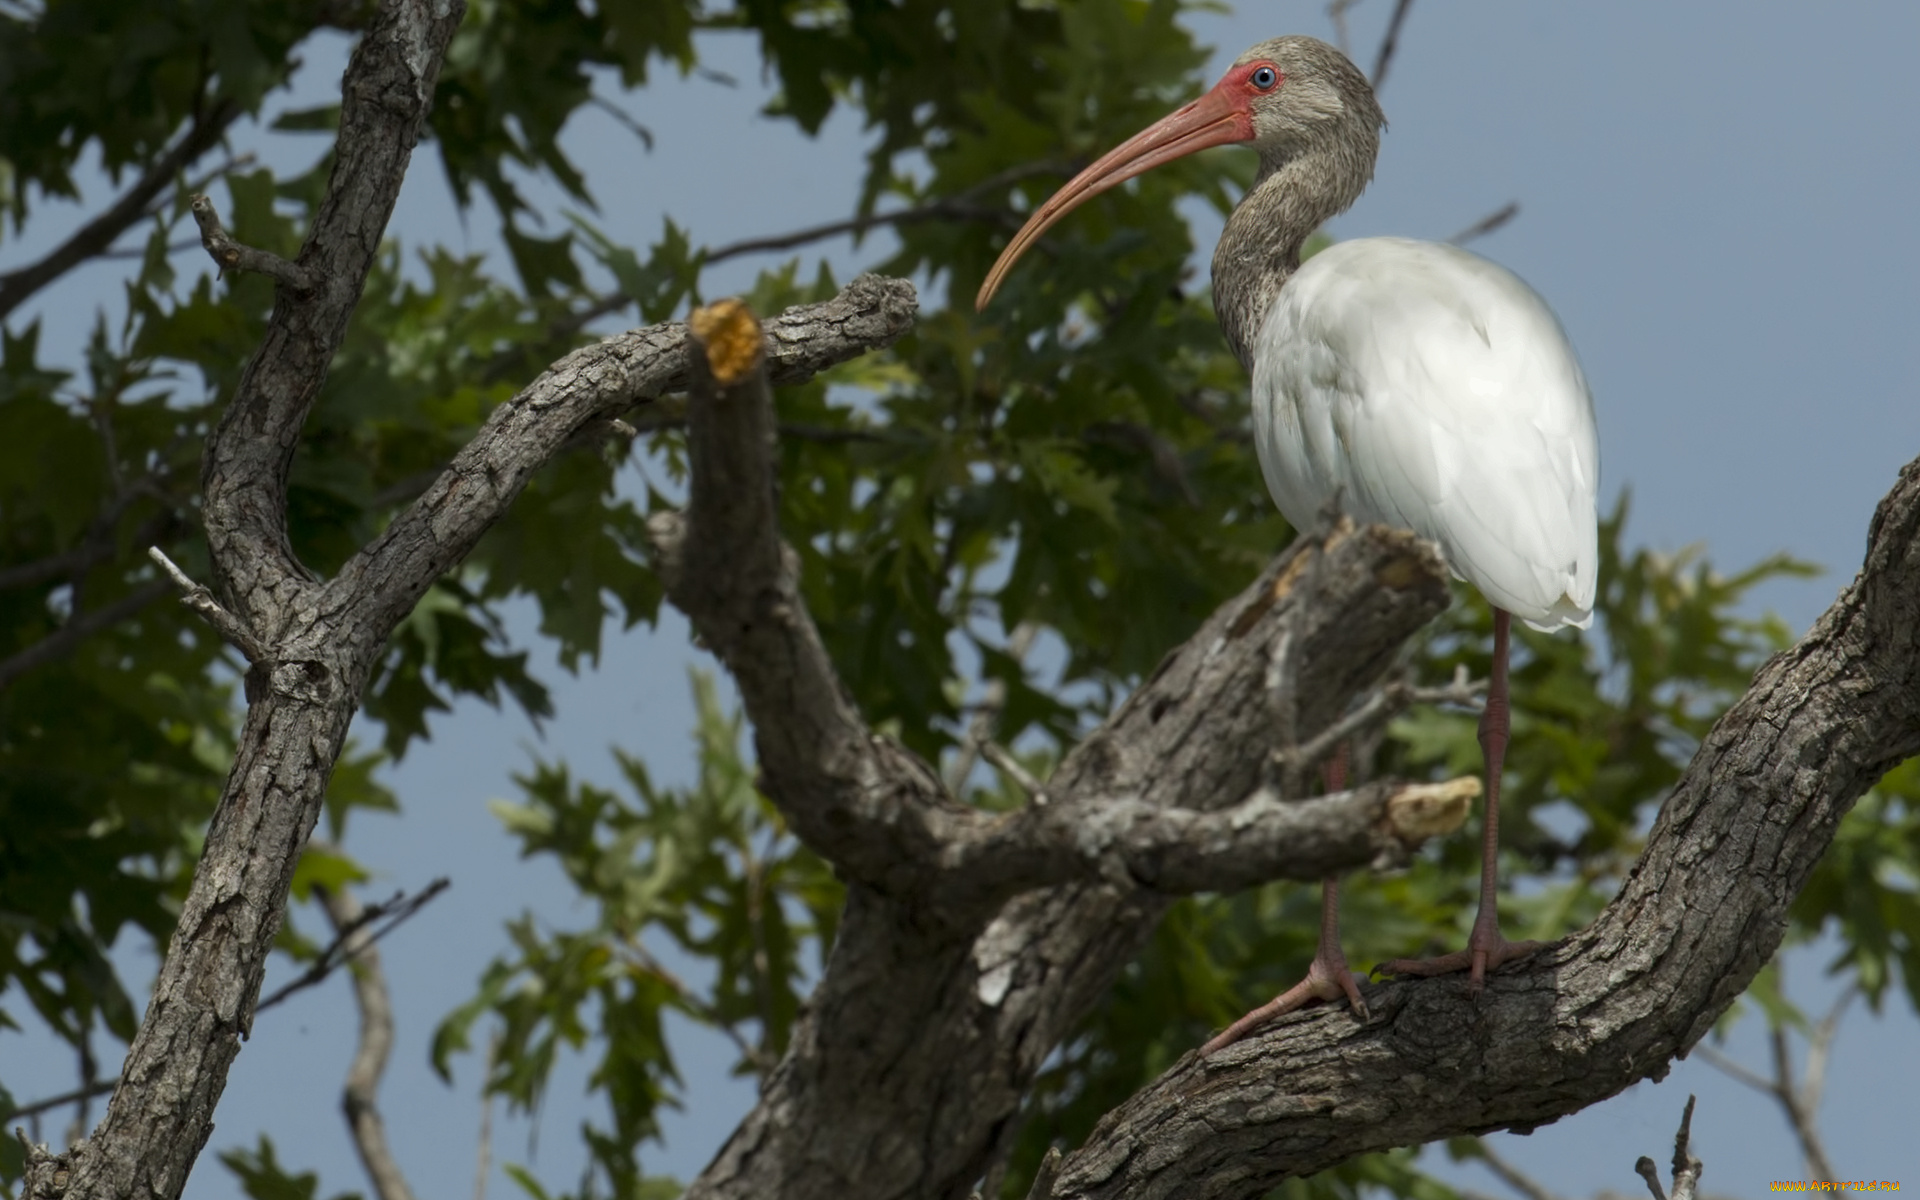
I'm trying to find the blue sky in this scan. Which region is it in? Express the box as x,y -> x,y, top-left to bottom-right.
4,1 -> 1917,1196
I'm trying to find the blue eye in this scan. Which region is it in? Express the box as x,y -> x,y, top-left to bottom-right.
1250,65 -> 1279,90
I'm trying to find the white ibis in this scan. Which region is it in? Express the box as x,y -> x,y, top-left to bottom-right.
976,36 -> 1598,1052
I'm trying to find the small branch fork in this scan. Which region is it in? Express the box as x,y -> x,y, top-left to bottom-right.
1635,1096 -> 1704,1200
188,194 -> 316,294
255,878 -> 450,1013
147,546 -> 269,662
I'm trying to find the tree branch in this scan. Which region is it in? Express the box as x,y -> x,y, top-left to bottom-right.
19,4 -> 468,1196
1636,1096 -> 1703,1200
255,878 -> 451,1013
198,0 -> 466,631
0,101 -> 242,321
1449,202 -> 1521,246
189,194 -> 316,293
681,457 -> 1459,1197
340,273 -> 915,641
315,881 -> 420,1200
654,297 -> 1464,942
1371,0 -> 1418,91
0,579 -> 171,690
1020,453 -> 1920,1200
148,546 -> 269,663
953,775 -> 1475,897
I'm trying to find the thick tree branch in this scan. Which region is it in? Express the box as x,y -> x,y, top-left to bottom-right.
956,776 -> 1476,896
19,4 -> 467,1197
0,101 -> 241,321
1023,453 -> 1920,1200
338,273 -> 915,642
682,473 -> 1457,1197
654,298 -> 1464,941
199,0 -> 465,630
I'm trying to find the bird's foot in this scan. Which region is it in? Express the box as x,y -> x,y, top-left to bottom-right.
1373,932 -> 1543,996
1201,950 -> 1369,1056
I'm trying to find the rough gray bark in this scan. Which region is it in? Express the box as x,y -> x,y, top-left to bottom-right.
16,0 -> 1918,1193
1033,451 -> 1920,1198
14,4 -> 914,1193
660,295 -> 1920,1199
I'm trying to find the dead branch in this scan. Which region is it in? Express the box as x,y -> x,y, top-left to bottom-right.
189,194 -> 316,293
147,546 -> 269,662
1635,1096 -> 1703,1200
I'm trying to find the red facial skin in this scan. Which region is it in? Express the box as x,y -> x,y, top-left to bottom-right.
976,60 -> 1283,310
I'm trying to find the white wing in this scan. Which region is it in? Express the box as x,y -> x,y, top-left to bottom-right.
1251,237 -> 1600,630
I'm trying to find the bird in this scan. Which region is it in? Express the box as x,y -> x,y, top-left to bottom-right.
975,36 -> 1599,1053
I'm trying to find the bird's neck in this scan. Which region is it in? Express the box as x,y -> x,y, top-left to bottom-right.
1211,146 -> 1375,371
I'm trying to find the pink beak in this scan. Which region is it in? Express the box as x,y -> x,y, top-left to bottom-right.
975,75 -> 1255,311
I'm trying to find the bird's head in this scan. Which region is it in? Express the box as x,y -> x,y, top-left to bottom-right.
976,35 -> 1382,311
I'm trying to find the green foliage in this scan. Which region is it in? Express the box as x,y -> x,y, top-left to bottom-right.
218,1135 -> 363,1200
433,671 -> 840,1198
2,1 -> 1915,1199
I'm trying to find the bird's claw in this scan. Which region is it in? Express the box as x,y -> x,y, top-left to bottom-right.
1373,935 -> 1543,993
1201,952 -> 1369,1056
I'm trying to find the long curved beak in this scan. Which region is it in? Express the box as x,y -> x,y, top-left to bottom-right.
975,79 -> 1253,312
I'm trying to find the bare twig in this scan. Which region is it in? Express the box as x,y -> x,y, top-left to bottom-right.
255,878 -> 450,1013
0,579 -> 171,690
1370,0 -> 1417,91
0,1080 -> 118,1124
1275,666 -> 1483,786
947,621 -> 1041,792
543,161 -> 1056,344
472,1033 -> 497,1200
1666,1098 -> 1697,1198
1327,0 -> 1361,58
1449,202 -> 1522,246
980,740 -> 1050,805
189,194 -> 316,293
147,546 -> 269,662
315,882 -> 418,1200
1634,1157 -> 1668,1200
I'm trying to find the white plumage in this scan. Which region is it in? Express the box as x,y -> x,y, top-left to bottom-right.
1251,237 -> 1599,631
976,35 -> 1605,1048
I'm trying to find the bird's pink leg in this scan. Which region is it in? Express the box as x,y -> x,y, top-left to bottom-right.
1202,750 -> 1368,1055
1376,608 -> 1541,992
